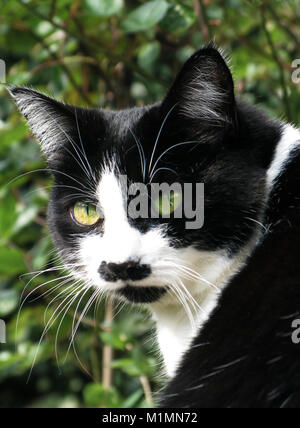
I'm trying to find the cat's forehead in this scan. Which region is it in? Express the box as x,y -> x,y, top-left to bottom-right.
101,104 -> 160,140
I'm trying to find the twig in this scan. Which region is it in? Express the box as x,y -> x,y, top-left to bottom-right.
90,335 -> 101,382
29,56 -> 98,74
139,375 -> 154,408
268,4 -> 300,50
18,0 -> 168,88
260,6 -> 292,122
49,0 -> 56,20
193,0 -> 210,43
102,297 -> 114,389
12,20 -> 93,105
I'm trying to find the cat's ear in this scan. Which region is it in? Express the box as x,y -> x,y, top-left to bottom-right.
162,43 -> 237,141
7,86 -> 77,162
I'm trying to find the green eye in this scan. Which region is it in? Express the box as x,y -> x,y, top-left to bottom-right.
154,191 -> 182,216
71,202 -> 100,226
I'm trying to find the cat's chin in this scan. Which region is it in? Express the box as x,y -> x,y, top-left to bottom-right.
116,285 -> 167,304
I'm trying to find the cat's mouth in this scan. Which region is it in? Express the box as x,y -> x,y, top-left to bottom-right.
116,285 -> 167,303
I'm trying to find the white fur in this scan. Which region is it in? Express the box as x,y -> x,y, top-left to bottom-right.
267,124 -> 300,187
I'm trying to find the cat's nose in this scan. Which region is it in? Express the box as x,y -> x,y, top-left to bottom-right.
98,261 -> 151,282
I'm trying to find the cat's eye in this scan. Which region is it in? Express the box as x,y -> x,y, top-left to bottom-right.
154,191 -> 182,216
71,202 -> 101,226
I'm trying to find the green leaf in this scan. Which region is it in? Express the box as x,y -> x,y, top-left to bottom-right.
31,236 -> 53,271
122,0 -> 169,33
83,383 -> 121,408
85,0 -> 124,16
160,3 -> 196,32
121,388 -> 143,408
12,205 -> 39,237
0,352 -> 23,371
206,5 -> 224,20
0,122 -> 28,156
111,358 -> 143,377
0,246 -> 26,276
99,329 -> 130,350
0,192 -> 17,242
137,42 -> 161,73
0,289 -> 19,317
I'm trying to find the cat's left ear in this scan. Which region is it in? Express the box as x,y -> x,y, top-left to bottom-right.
7,86 -> 78,163
161,43 -> 237,142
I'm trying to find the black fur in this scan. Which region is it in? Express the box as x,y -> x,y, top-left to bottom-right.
160,148 -> 300,408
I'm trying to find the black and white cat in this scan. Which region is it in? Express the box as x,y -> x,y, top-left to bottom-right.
8,44 -> 300,407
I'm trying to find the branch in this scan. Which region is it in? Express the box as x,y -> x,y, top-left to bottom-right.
139,375 -> 154,408
268,4 -> 300,50
102,297 -> 114,390
193,0 -> 211,43
18,0 -> 168,88
13,20 -> 93,105
260,6 -> 292,122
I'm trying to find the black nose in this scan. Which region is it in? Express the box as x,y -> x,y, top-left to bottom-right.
99,261 -> 151,282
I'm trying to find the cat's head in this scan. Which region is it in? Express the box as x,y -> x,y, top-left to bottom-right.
8,45 -> 266,305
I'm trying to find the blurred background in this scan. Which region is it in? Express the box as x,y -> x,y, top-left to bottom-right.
0,0 -> 299,408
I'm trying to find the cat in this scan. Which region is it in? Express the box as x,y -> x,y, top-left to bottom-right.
8,43 -> 300,407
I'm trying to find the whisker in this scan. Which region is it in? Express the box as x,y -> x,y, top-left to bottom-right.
28,275 -> 74,303
39,106 -> 94,183
16,273 -> 74,344
43,281 -> 83,325
157,259 -> 219,290
150,167 -> 178,184
150,140 -> 200,179
148,103 -> 178,175
64,285 -> 97,363
26,283 -> 85,383
54,280 -> 87,369
244,216 -> 268,233
74,107 -> 97,183
129,128 -> 146,182
72,340 -> 92,378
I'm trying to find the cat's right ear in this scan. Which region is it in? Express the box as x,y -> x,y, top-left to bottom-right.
161,44 -> 238,143
7,86 -> 76,163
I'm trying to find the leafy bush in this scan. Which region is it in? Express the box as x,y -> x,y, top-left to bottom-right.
0,0 -> 299,408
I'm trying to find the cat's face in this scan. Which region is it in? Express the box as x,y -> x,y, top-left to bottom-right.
8,45 -> 266,305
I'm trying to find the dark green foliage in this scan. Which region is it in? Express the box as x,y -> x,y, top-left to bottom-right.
0,0 -> 299,408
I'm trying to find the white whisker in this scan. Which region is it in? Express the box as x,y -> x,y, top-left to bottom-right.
148,103 -> 178,176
